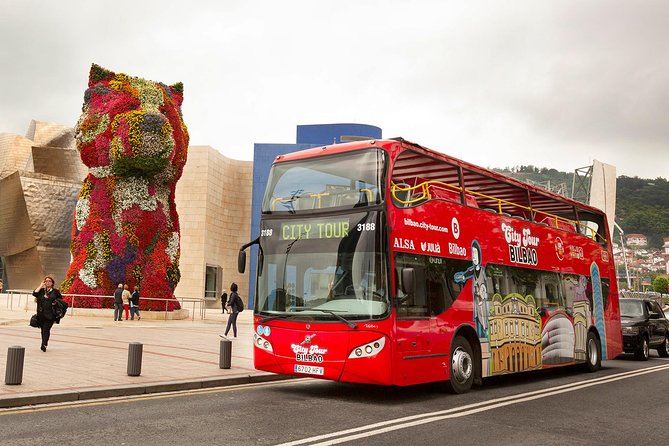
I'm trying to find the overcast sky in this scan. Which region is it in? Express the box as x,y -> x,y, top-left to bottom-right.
1,0 -> 667,179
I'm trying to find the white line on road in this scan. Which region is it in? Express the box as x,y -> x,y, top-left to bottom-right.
276,363 -> 669,446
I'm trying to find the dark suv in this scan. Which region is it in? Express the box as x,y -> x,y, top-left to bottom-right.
620,297 -> 669,360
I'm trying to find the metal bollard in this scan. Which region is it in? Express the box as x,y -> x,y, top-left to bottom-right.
219,338 -> 232,369
127,342 -> 143,376
5,346 -> 25,385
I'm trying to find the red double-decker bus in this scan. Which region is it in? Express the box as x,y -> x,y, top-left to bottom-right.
238,138 -> 622,393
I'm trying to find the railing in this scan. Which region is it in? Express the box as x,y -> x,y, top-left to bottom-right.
271,188 -> 375,211
391,180 -> 605,243
2,290 -> 209,321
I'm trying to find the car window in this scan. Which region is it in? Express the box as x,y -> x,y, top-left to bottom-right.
620,300 -> 644,317
650,301 -> 665,318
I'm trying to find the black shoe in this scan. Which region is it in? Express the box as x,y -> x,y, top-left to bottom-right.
40,345 -> 46,352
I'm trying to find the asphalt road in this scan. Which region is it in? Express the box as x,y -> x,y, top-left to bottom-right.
1,354 -> 668,446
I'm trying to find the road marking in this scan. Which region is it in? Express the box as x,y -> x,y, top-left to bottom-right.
0,378 -> 313,416
276,363 -> 669,446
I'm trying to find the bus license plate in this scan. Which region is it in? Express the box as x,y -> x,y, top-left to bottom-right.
294,364 -> 324,375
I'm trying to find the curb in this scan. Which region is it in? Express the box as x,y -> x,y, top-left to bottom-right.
0,373 -> 293,409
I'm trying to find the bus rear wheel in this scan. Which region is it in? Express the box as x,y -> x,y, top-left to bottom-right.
584,331 -> 601,372
445,336 -> 474,394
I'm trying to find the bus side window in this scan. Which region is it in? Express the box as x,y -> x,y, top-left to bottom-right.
395,253 -> 469,318
394,256 -> 428,317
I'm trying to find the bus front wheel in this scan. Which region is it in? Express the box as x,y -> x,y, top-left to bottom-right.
584,331 -> 601,372
445,336 -> 474,394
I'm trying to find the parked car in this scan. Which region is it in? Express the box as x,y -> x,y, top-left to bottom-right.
620,297 -> 669,360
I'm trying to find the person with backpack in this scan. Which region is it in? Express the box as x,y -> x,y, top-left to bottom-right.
32,275 -> 65,352
130,285 -> 141,320
224,282 -> 243,338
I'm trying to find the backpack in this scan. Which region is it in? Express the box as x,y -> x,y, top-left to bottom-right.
236,294 -> 244,312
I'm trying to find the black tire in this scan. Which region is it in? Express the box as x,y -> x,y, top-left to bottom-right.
445,336 -> 475,394
584,331 -> 601,372
657,335 -> 669,358
634,336 -> 650,361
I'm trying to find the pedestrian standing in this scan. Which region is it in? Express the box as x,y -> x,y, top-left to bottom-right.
122,284 -> 131,320
113,283 -> 124,321
224,283 -> 242,338
32,275 -> 64,352
221,289 -> 228,314
130,285 -> 141,320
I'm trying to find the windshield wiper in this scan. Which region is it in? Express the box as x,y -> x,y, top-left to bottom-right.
260,309 -> 357,329
260,312 -> 306,323
309,309 -> 357,329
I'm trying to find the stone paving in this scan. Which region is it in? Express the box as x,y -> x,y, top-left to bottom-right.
0,294 -> 280,408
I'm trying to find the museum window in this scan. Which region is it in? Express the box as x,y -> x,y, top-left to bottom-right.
204,265 -> 219,299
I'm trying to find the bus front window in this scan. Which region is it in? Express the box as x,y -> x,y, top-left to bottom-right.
262,149 -> 385,213
255,212 -> 390,321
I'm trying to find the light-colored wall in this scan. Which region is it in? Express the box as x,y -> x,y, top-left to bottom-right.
1,123 -> 254,306
174,146 -> 253,306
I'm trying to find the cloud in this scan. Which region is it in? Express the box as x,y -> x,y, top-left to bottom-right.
1,0 -> 667,178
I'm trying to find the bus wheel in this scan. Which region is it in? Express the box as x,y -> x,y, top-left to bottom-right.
445,336 -> 474,394
584,331 -> 601,372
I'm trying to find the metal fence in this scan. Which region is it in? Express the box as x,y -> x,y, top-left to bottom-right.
2,290 -> 209,321
620,290 -> 669,307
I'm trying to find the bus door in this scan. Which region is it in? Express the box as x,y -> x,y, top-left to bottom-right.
395,282 -> 435,385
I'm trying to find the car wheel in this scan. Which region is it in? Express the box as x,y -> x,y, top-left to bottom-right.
444,336 -> 474,394
584,331 -> 601,372
634,337 -> 649,361
657,335 -> 669,358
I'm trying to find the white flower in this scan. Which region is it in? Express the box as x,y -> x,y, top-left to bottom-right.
92,233 -> 108,269
75,198 -> 90,231
112,177 -> 157,233
129,78 -> 164,112
90,166 -> 112,178
78,261 -> 98,288
166,232 -> 179,262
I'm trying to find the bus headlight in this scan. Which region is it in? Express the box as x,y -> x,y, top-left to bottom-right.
254,333 -> 273,352
348,337 -> 386,359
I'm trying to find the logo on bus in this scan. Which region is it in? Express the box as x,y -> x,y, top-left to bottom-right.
555,237 -> 565,261
393,237 -> 415,250
569,245 -> 584,260
502,223 -> 539,266
420,241 -> 441,253
291,344 -> 327,363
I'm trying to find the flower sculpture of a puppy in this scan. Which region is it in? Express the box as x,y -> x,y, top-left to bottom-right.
61,64 -> 189,310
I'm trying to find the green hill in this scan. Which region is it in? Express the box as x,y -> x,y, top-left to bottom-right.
493,165 -> 669,248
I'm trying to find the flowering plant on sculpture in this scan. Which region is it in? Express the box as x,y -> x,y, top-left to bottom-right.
61,64 -> 189,311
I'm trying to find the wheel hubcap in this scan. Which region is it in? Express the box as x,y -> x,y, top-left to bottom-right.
588,338 -> 598,365
452,347 -> 473,384
643,340 -> 649,358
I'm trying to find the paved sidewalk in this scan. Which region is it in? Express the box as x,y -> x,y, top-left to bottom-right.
0,297 -> 283,409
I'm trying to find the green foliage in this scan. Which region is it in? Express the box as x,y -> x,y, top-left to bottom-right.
112,155 -> 170,179
652,276 -> 668,294
495,167 -> 669,249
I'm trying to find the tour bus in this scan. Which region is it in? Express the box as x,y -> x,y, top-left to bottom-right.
238,138 -> 622,393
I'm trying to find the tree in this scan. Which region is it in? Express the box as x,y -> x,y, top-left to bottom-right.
652,276 -> 669,294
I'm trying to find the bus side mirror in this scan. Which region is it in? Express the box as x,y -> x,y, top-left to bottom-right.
238,250 -> 246,274
401,267 -> 415,295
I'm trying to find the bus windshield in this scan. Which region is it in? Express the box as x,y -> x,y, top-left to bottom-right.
255,211 -> 390,321
262,148 -> 385,213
